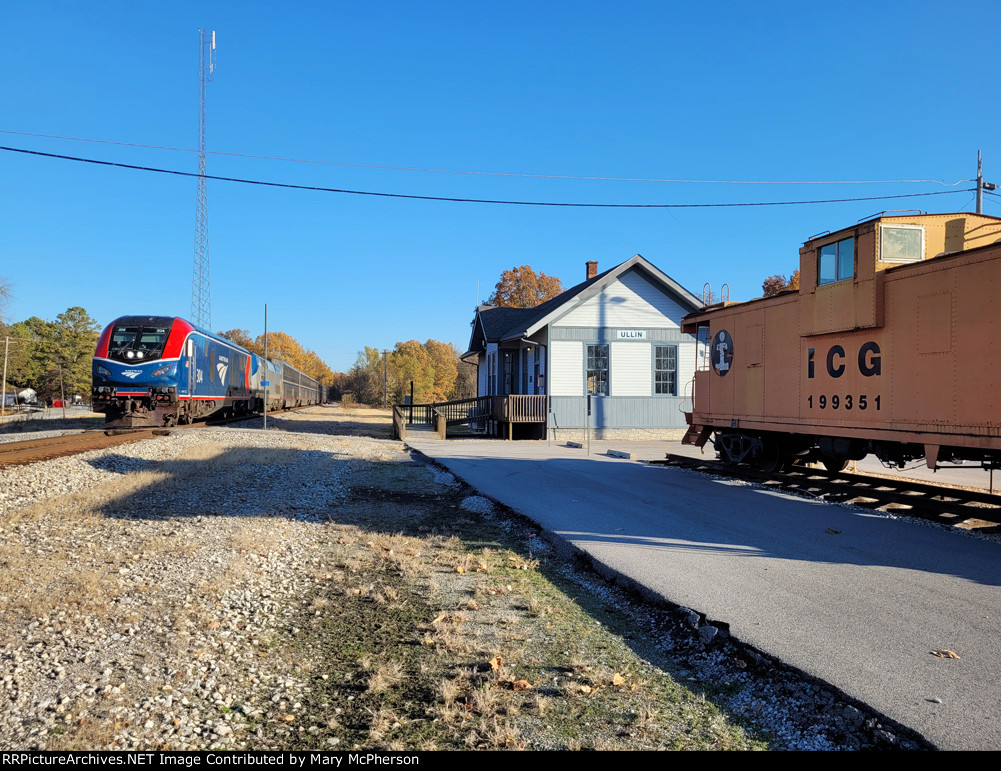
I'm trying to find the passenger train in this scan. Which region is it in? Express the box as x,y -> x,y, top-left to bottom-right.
92,315 -> 321,427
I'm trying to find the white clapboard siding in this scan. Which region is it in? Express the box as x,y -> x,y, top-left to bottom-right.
480,343 -> 498,396
477,352 -> 488,395
610,342 -> 651,396
554,269 -> 688,329
678,341 -> 696,384
550,341 -> 583,396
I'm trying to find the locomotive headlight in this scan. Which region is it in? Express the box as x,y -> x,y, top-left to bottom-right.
125,350 -> 135,359
97,365 -> 112,378
152,365 -> 172,377
136,351 -> 144,359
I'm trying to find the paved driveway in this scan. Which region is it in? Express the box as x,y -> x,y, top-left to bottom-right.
406,437 -> 1001,751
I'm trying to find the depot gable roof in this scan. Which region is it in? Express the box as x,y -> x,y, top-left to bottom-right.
466,255 -> 702,355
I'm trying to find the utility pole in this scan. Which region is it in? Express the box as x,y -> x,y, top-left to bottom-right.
58,367 -> 66,420
263,304 -> 268,431
191,29 -> 217,329
977,150 -> 984,214
1,336 -> 28,418
976,150 -> 997,214
382,350 -> 389,407
1,336 -> 9,418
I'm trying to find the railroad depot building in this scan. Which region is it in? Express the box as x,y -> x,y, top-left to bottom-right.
464,256 -> 703,439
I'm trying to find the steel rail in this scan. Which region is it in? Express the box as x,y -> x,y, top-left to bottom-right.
651,453 -> 1001,530
0,403 -> 322,468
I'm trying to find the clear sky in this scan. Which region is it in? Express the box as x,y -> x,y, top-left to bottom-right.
2,1 -> 999,372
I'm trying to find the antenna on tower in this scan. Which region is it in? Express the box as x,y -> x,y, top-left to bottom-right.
191,28 -> 217,329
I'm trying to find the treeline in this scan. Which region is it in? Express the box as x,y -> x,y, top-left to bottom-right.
337,340 -> 476,406
1,307 -> 101,401
218,329 -> 336,385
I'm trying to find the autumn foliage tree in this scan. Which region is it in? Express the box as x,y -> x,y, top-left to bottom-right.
217,329 -> 262,355
761,269 -> 800,297
421,339 -> 459,402
218,328 -> 335,386
344,340 -> 464,405
488,265 -> 564,308
345,347 -> 384,404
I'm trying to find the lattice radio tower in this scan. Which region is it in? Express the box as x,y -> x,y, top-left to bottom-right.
191,29 -> 217,329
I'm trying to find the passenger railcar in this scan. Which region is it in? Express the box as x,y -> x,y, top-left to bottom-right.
257,358 -> 321,412
681,212 -> 1001,472
92,316 -> 320,427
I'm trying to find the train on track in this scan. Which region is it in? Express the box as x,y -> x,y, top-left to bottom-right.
92,316 -> 321,427
682,211 -> 1001,472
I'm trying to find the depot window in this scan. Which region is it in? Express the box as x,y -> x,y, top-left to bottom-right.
586,344 -> 608,395
654,345 -> 677,395
818,236 -> 854,285
487,352 -> 497,395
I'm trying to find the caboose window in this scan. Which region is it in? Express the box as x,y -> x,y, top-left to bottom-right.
880,225 -> 924,263
818,236 -> 854,285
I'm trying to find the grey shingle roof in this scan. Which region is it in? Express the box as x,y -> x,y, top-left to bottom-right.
467,256 -> 702,353
477,305 -> 535,341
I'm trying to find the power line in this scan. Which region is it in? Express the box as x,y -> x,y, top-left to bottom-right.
0,145 -> 975,209
0,129 -> 974,187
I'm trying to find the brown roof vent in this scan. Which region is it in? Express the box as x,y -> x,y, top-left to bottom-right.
586,260 -> 598,280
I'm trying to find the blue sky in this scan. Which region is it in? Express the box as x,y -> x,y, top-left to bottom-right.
2,1 -> 999,372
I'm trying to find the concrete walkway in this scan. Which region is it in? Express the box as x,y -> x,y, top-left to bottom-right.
405,436 -> 1001,751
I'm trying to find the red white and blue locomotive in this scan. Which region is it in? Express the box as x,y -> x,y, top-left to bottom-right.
92,316 -> 321,427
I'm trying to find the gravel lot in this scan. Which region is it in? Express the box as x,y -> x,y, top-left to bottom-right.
0,417 -> 402,750
0,408 -> 927,750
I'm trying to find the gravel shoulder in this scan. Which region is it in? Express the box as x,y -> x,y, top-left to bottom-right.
0,406 -> 923,750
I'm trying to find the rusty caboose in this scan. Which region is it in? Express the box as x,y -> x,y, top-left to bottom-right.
681,212 -> 1001,471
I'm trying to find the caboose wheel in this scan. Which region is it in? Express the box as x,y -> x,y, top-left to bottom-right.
822,457 -> 849,472
757,439 -> 787,473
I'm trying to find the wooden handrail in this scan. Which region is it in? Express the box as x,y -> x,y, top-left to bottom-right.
395,394 -> 547,429
392,405 -> 406,440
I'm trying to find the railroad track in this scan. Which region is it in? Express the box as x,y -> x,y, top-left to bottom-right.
0,430 -> 166,468
651,453 -> 1001,531
0,404 -> 322,469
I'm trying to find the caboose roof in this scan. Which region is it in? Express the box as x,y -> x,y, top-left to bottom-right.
802,211 -> 1001,249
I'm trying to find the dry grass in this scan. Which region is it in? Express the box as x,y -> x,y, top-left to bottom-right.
367,662 -> 405,694
1,408 -> 774,751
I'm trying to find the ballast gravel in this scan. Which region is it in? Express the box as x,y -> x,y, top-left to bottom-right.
0,423 -> 402,750
0,415 -> 923,750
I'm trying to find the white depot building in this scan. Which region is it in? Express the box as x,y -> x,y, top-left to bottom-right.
464,256 -> 703,440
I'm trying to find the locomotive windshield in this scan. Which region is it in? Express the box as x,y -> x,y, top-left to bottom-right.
109,324 -> 169,362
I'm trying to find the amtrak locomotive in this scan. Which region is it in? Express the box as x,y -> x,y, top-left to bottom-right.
92,315 -> 320,427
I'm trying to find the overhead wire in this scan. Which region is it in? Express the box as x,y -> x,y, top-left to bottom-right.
0,129 -> 974,187
0,145 -> 976,209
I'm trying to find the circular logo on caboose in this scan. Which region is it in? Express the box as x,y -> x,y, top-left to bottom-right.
711,330 -> 734,376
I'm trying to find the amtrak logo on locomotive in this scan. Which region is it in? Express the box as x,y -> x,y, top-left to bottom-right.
711,330 -> 733,376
